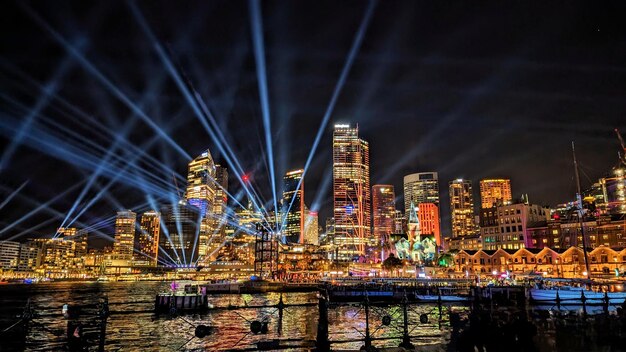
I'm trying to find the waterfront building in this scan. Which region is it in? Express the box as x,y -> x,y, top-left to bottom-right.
17,243 -> 40,271
28,238 -> 77,276
282,169 -> 305,244
186,150 -> 217,259
135,211 -> 160,266
417,202 -> 441,247
57,227 -> 87,258
0,241 -> 20,270
332,123 -> 371,260
449,179 -> 476,237
526,216 -> 626,250
114,210 -> 136,261
304,210 -> 319,245
446,235 -> 482,251
160,201 -> 202,267
372,185 -> 396,248
212,164 -> 229,236
403,172 -> 439,214
479,178 -> 512,209
480,200 -> 549,250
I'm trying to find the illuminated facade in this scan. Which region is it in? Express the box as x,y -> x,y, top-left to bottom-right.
481,202 -> 549,250
304,210 -> 319,245
601,165 -> 626,215
114,210 -> 136,260
403,172 -> 439,214
213,164 -> 229,236
282,169 -> 305,244
135,211 -> 160,266
0,241 -> 20,270
417,202 -> 441,246
28,238 -> 77,276
372,185 -> 395,247
186,149 -> 217,259
393,210 -> 405,234
57,227 -> 87,258
332,124 -> 371,260
160,201 -> 202,266
479,178 -> 512,209
449,179 -> 476,237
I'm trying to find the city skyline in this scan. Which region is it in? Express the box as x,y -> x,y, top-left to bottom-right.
1,0 -> 626,246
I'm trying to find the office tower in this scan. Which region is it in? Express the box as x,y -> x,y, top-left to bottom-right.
372,185 -> 395,246
393,210 -> 405,234
479,178 -> 512,208
304,210 -> 319,245
160,201 -> 202,266
332,124 -> 371,260
213,164 -> 229,235
449,179 -> 476,237
0,241 -> 20,270
186,149 -> 217,259
136,211 -> 160,266
282,169 -> 305,244
403,172 -> 439,214
418,202 -> 441,246
114,210 -> 136,259
601,165 -> 626,215
57,227 -> 87,257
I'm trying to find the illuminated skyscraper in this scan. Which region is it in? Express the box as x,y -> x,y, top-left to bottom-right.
160,201 -> 202,266
136,211 -> 160,266
114,210 -> 136,259
213,164 -> 229,235
417,203 -> 441,246
186,150 -> 216,259
601,165 -> 626,215
479,178 -> 512,208
282,169 -> 305,244
449,179 -> 476,237
57,227 -> 87,257
332,124 -> 371,260
372,185 -> 395,246
403,172 -> 439,214
304,210 -> 319,245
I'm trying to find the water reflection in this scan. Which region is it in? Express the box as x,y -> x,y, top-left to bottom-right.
0,282 -> 625,351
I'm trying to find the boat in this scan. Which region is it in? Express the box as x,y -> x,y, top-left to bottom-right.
203,281 -> 241,293
415,294 -> 470,302
529,287 -> 626,304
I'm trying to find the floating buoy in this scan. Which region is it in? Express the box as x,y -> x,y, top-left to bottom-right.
420,313 -> 429,324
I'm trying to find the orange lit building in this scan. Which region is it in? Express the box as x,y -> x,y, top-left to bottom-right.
417,202 -> 441,246
479,178 -> 512,209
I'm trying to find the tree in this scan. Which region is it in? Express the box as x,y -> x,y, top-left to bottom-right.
382,253 -> 403,272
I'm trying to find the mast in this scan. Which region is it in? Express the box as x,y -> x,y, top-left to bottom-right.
572,142 -> 592,278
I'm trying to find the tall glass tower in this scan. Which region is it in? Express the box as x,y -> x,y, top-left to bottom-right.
332,123 -> 371,260
281,169 -> 305,244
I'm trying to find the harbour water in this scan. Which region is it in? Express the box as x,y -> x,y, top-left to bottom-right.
1,282 -> 625,351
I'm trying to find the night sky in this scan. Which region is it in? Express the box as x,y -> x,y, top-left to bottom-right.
1,0 -> 625,246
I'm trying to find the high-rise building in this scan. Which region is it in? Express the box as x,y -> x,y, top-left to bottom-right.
372,185 -> 395,246
418,203 -> 441,246
0,241 -> 20,270
481,201 -> 549,250
304,210 -> 319,245
332,124 -> 371,260
449,179 -> 476,237
479,178 -> 512,209
136,211 -> 160,266
403,172 -> 439,214
186,150 -> 217,259
282,169 -> 305,244
114,210 -> 136,259
160,201 -> 202,267
393,210 -> 405,234
213,164 -> 229,235
601,165 -> 626,215
57,227 -> 87,258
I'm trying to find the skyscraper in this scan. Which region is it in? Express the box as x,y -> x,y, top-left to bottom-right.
213,164 -> 229,235
479,178 -> 512,208
417,203 -> 441,246
160,201 -> 202,266
114,210 -> 136,259
136,211 -> 160,266
449,179 -> 476,237
403,172 -> 439,214
304,210 -> 319,245
372,185 -> 395,246
332,124 -> 371,260
282,169 -> 305,244
186,150 -> 216,259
